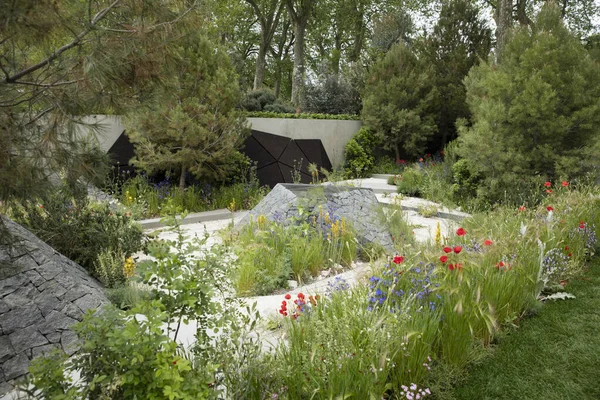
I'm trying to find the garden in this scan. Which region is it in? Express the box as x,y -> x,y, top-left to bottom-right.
2,0 -> 600,399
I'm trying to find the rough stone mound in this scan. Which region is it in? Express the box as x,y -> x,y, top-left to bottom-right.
0,217 -> 109,395
238,183 -> 394,251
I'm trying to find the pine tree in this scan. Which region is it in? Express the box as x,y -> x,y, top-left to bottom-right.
126,34 -> 248,190
361,43 -> 437,159
0,0 -> 200,202
457,2 -> 600,202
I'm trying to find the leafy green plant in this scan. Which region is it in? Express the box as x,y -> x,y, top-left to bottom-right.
244,111 -> 360,120
9,185 -> 145,281
396,168 -> 425,196
344,127 -> 381,178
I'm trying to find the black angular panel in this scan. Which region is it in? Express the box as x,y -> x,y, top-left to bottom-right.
253,130 -> 291,159
107,131 -> 135,174
241,136 -> 276,168
241,130 -> 333,188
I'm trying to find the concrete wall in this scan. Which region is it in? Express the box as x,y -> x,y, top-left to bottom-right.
85,115 -> 362,170
82,114 -> 125,152
248,118 -> 362,170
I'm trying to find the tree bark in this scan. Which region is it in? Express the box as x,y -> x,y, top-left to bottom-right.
254,40 -> 268,89
179,165 -> 186,190
495,0 -> 513,62
291,19 -> 307,109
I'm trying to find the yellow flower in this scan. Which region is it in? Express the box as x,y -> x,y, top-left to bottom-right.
228,199 -> 236,212
257,214 -> 267,230
123,257 -> 135,279
434,222 -> 441,247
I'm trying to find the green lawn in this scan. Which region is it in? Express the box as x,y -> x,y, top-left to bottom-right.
451,258 -> 600,400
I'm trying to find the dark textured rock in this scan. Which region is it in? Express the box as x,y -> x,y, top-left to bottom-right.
0,305 -> 42,334
239,183 -> 394,251
38,311 -> 78,335
33,290 -> 63,317
0,217 -> 109,395
37,261 -> 63,281
37,279 -> 67,299
60,303 -> 84,320
0,274 -> 28,297
3,354 -> 29,380
31,344 -> 59,359
9,326 -> 48,354
61,331 -> 80,356
24,270 -> 46,287
3,284 -> 38,308
74,293 -> 104,313
0,336 -> 15,363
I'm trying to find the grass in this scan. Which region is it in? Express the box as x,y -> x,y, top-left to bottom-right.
449,257 -> 600,400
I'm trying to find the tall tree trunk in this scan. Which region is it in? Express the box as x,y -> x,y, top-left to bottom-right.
332,32 -> 342,79
254,40 -> 267,89
274,63 -> 282,97
291,20 -> 307,109
496,0 -> 513,61
179,165 -> 186,190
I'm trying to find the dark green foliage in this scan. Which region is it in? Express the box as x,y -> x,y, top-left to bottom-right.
0,1 -> 198,203
9,186 -> 144,281
362,43 -> 438,159
304,75 -> 361,115
417,0 -> 492,149
343,127 -> 381,178
457,3 -> 600,205
240,88 -> 295,113
127,34 -> 249,189
395,168 -> 425,196
450,159 -> 482,203
244,112 -> 360,120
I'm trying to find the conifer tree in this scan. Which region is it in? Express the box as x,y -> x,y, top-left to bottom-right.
361,43 -> 437,159
457,2 -> 600,202
126,34 -> 248,190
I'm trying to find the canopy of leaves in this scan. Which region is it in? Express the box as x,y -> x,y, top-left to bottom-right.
0,0 -> 201,202
361,43 -> 438,158
456,3 -> 600,202
417,0 -> 492,149
126,34 -> 249,188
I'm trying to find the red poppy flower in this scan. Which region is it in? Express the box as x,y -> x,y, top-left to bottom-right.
568,253 -> 572,257
298,292 -> 305,300
546,189 -> 553,194
546,206 -> 554,212
565,246 -> 569,251
579,221 -> 585,229
284,312 -> 288,317
448,264 -> 455,271
393,255 -> 404,264
484,240 -> 493,246
443,246 -> 452,253
440,255 -> 448,263
173,361 -> 177,365
496,261 -> 505,269
456,227 -> 466,236
519,205 -> 526,211
544,181 -> 551,188
419,158 -> 424,162
562,181 -> 569,187
453,246 -> 462,254
285,293 -> 291,300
